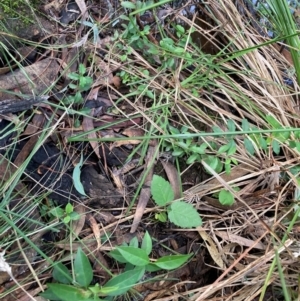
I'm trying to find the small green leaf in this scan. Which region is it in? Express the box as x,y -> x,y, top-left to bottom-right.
202,156 -> 223,174
78,64 -> 86,75
65,203 -> 73,214
121,1 -> 136,9
153,254 -> 192,270
155,212 -> 168,222
72,154 -> 87,196
49,207 -> 64,218
227,119 -> 236,132
53,263 -> 72,284
46,283 -> 91,301
151,175 -> 174,206
63,216 -> 71,224
218,143 -> 231,154
242,118 -> 250,131
74,248 -> 93,287
129,236 -> 139,248
68,72 -> 80,81
266,114 -> 282,129
103,266 -> 145,296
219,189 -> 234,206
141,231 -> 152,255
272,139 -> 280,154
167,201 -> 202,228
116,246 -> 149,266
244,138 -> 255,155
186,153 -> 200,164
259,136 -> 268,150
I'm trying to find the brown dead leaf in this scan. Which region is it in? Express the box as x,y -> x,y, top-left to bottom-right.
71,204 -> 86,238
0,58 -> 60,100
87,213 -> 101,249
161,161 -> 181,199
21,113 -> 45,136
130,145 -> 158,233
215,230 -> 265,250
82,113 -> 100,158
198,228 -> 225,269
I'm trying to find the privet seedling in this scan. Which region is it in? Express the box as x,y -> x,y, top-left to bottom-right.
151,175 -> 202,228
41,232 -> 192,301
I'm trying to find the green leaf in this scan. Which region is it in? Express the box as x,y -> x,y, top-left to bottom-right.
72,154 -> 87,196
78,64 -> 86,75
242,118 -> 250,131
68,72 -> 80,81
109,249 -> 128,263
259,136 -> 268,150
218,143 -> 231,154
145,263 -> 162,272
116,246 -> 149,266
49,207 -> 64,218
167,201 -> 202,228
103,266 -> 145,296
141,231 -> 152,255
186,153 -> 200,164
46,283 -> 91,301
155,212 -> 168,222
227,119 -> 236,132
219,189 -> 234,206
53,263 -> 72,284
227,140 -> 237,156
244,138 -> 255,155
172,149 -> 184,157
79,76 -> 93,91
65,203 -> 73,214
40,288 -> 62,300
74,248 -> 93,287
63,216 -> 71,224
151,175 -> 174,206
153,254 -> 192,270
202,156 -> 223,174
266,114 -> 282,129
121,1 -> 136,9
129,236 -> 139,248
272,139 -> 280,155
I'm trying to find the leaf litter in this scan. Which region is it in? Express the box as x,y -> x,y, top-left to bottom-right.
0,0 -> 300,300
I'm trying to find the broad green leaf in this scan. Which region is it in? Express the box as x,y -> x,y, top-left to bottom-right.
103,266 -> 145,296
151,175 -> 174,206
244,138 -> 255,155
272,139 -> 280,155
68,72 -> 80,80
52,263 -> 72,284
109,249 -> 128,263
40,288 -> 62,300
153,254 -> 192,270
73,154 -> 87,196
145,263 -> 162,272
121,1 -> 136,9
74,248 -> 93,287
219,189 -> 234,206
189,144 -> 207,154
141,231 -> 152,255
63,216 -> 71,224
129,236 -> 139,248
47,283 -> 91,301
116,246 -> 149,266
167,201 -> 202,228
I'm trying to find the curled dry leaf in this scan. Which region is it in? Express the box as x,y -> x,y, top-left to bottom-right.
197,228 -> 225,269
